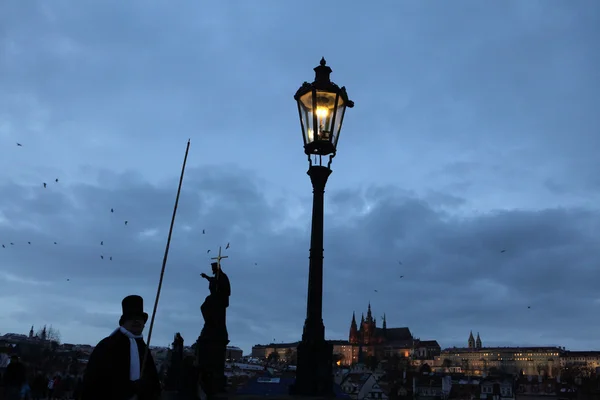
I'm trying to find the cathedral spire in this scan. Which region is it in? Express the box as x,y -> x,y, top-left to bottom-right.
382,313 -> 387,330
476,332 -> 482,348
349,311 -> 359,343
29,325 -> 34,338
468,331 -> 475,349
360,312 -> 365,325
367,302 -> 372,321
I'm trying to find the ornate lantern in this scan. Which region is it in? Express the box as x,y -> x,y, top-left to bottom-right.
294,58 -> 354,157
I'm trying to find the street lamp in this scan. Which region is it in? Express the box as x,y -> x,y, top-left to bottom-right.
291,58 -> 354,397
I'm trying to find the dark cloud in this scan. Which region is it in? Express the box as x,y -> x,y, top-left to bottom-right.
1,166 -> 599,352
0,1 -> 598,352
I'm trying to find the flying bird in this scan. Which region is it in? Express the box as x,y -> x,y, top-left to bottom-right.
1,245 -> 4,248
111,208 -> 114,213
500,250 -> 506,253
124,221 -> 128,225
109,256 -> 112,261
374,289 -> 378,293
28,242 -> 31,245
207,250 -> 210,254
527,306 -> 531,309
10,243 -> 14,245
54,242 -> 57,245
100,255 -> 104,259
55,178 -> 59,183
398,261 -> 402,265
43,183 -> 47,188
16,143 -> 22,147
100,241 -> 103,245
400,275 -> 404,278
254,263 -> 257,266
66,279 -> 70,281
202,229 -> 205,234
226,242 -> 230,249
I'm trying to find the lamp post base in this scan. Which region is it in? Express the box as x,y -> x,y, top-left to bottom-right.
289,339 -> 334,397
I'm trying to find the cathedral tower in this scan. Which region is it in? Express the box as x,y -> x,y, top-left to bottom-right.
29,325 -> 34,338
476,332 -> 482,348
468,331 -> 475,349
349,312 -> 358,343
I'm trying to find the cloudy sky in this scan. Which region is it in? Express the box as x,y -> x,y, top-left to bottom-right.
1,1 -> 599,354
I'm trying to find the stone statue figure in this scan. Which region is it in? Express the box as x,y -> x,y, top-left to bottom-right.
197,259 -> 231,396
199,261 -> 231,340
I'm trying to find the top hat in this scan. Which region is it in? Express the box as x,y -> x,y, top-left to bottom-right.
120,295 -> 148,323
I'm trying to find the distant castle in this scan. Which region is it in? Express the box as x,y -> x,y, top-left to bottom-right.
347,302 -> 441,362
468,330 -> 482,349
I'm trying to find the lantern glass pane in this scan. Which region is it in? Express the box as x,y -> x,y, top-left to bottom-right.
299,92 -> 316,144
314,90 -> 338,143
332,98 -> 347,147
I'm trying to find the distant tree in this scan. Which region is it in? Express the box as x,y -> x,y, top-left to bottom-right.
284,348 -> 294,363
562,365 -> 592,383
462,359 -> 471,374
419,363 -> 432,374
289,349 -> 297,365
267,351 -> 280,363
35,325 -> 61,344
366,355 -> 379,371
384,353 -> 402,371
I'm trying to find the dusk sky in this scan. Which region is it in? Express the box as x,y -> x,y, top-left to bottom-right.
1,1 -> 599,354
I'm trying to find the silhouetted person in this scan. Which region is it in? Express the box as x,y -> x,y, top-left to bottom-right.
4,355 -> 26,400
82,295 -> 161,400
31,371 -> 46,400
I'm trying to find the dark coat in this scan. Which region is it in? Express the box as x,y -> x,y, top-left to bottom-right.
81,330 -> 161,400
3,360 -> 26,387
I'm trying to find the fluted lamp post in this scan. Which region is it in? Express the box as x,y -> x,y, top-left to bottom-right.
290,58 -> 354,397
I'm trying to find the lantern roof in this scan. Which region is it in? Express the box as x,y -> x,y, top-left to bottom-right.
294,58 -> 354,109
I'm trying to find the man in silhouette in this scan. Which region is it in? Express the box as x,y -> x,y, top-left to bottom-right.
4,355 -> 27,400
82,295 -> 161,400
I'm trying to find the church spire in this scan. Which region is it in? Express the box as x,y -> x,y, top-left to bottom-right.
367,302 -> 372,321
476,332 -> 482,348
29,325 -> 34,338
360,312 -> 365,325
349,311 -> 359,343
468,331 -> 475,349
382,313 -> 387,330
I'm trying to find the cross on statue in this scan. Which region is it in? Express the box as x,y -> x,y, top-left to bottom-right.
211,246 -> 228,270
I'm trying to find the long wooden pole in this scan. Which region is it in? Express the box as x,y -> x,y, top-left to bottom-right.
141,139 -> 191,379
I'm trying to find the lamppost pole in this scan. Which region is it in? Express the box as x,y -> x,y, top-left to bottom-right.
304,165 -> 331,339
291,58 -> 354,397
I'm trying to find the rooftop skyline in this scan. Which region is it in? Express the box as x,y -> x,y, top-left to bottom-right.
1,1 -> 599,354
